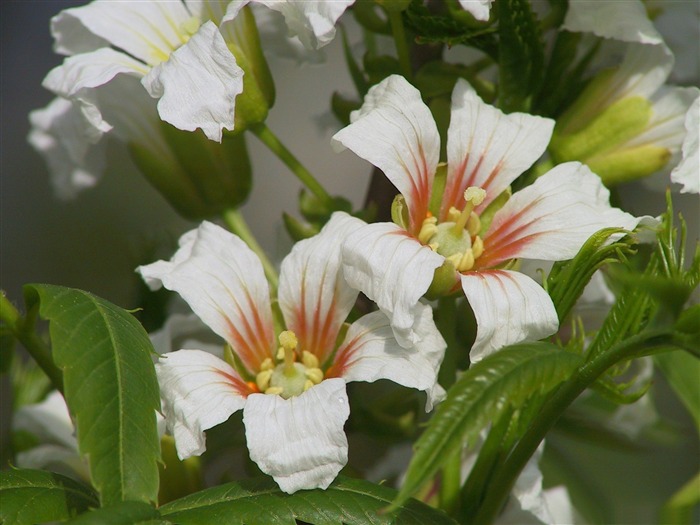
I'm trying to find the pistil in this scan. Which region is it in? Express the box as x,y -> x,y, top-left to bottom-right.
452,187 -> 486,235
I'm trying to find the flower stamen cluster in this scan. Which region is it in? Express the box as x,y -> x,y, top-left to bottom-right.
418,187 -> 486,272
255,330 -> 324,398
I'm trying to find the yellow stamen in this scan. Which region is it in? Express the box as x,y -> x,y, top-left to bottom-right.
453,187 -> 486,234
446,206 -> 461,223
265,386 -> 284,396
472,236 -> 484,260
302,350 -> 319,369
428,242 -> 439,252
303,380 -> 315,392
256,369 -> 272,391
418,216 -> 438,244
458,249 -> 475,272
259,357 -> 274,371
305,368 -> 324,385
467,212 -> 482,237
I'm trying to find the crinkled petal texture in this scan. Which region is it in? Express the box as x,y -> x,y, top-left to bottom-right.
155,350 -> 250,459
478,162 -> 643,268
460,270 -> 559,361
328,308 -> 446,411
142,21 -> 243,142
243,378 -> 350,494
341,222 -> 445,348
137,221 -> 275,373
279,212 -> 364,364
27,97 -> 106,199
50,0 -> 193,64
332,75 -> 440,232
443,80 -> 554,216
670,96 -> 700,194
457,0 -> 493,22
562,0 -> 663,45
252,0 -> 354,49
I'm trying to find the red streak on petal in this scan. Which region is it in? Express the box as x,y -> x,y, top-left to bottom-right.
214,368 -> 255,398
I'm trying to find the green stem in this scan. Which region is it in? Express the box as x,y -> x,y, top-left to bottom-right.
439,449 -> 462,516
388,9 -> 412,81
250,123 -> 333,208
1,292 -> 63,393
222,209 -> 279,294
471,329 -> 677,524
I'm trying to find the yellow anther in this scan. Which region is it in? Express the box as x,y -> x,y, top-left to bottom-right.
265,386 -> 284,396
276,347 -> 285,360
472,236 -> 484,260
302,350 -> 319,369
457,249 -> 475,272
418,216 -> 438,244
428,242 -> 439,252
464,187 -> 486,206
260,358 -> 274,371
446,253 -> 462,269
447,206 -> 461,223
305,367 -> 324,385
303,379 -> 315,392
467,212 -> 482,237
256,370 -> 272,391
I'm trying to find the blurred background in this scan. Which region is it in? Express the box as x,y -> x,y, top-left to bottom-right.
1,1 -> 698,523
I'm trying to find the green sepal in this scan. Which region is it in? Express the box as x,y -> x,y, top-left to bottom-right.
390,343 -> 583,511
496,0 -> 544,113
66,501 -> 167,525
23,284 -> 161,506
129,126 -> 252,221
283,213 -> 320,242
391,194 -> 410,230
159,476 -> 458,525
477,186 -> 510,235
428,163 -> 448,217
0,468 -> 99,525
425,260 -> 460,300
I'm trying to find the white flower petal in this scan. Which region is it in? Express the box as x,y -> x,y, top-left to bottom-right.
14,391 -> 76,450
460,270 -> 559,361
137,221 -> 275,373
156,350 -> 249,459
142,21 -> 243,142
562,0 -> 663,45
443,80 -> 554,216
243,378 -> 350,493
329,308 -> 446,411
479,162 -> 642,268
457,0 -> 493,22
671,96 -> 700,194
253,0 -> 354,49
332,75 -> 440,231
50,0 -> 193,65
28,97 -> 106,199
341,222 -> 445,348
279,212 -> 364,363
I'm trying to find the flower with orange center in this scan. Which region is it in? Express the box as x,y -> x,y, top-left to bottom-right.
138,212 -> 445,494
333,75 -> 647,361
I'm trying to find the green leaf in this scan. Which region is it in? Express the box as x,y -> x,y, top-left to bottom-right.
23,284 -> 161,506
655,351 -> 700,433
0,468 -> 98,525
546,227 -> 633,324
159,476 -> 457,525
392,343 -> 582,509
67,501 -> 169,525
496,0 -> 545,112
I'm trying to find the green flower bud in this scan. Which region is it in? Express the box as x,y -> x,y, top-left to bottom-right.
226,6 -> 275,133
128,122 -> 252,220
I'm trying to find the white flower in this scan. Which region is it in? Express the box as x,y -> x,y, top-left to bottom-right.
332,75 -> 645,361
558,0 -> 700,192
44,0 -> 248,142
137,213 -> 445,494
